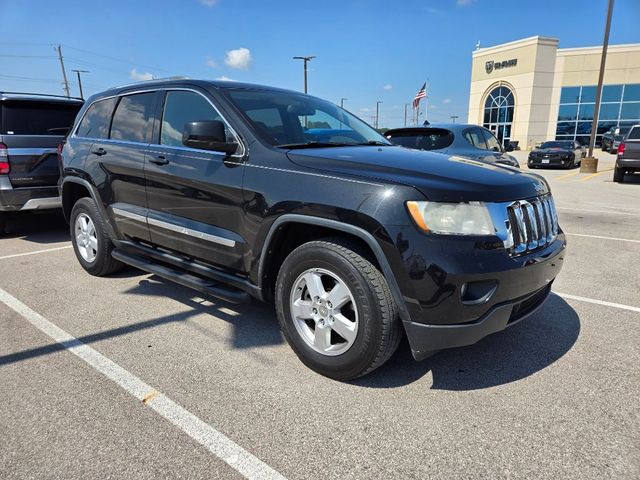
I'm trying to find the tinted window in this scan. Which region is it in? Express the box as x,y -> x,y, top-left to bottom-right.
110,93 -> 155,143
628,127 -> 640,140
385,129 -> 454,150
598,103 -> 620,120
580,86 -> 596,103
2,100 -> 81,135
620,102 -> 640,120
560,87 -> 581,104
481,128 -> 502,151
558,104 -> 578,121
602,85 -> 623,102
77,97 -> 116,138
623,84 -> 640,102
160,90 -> 229,147
463,128 -> 487,149
541,141 -> 573,149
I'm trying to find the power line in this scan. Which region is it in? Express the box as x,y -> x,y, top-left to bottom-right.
0,54 -> 56,59
63,45 -> 180,76
0,74 -> 60,84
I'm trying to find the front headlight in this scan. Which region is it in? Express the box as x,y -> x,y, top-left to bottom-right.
406,201 -> 495,235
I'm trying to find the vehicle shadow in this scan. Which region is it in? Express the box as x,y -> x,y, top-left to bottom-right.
2,211 -> 69,244
351,294 -> 580,390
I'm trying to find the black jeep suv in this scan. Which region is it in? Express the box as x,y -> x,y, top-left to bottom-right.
60,80 -> 565,380
0,92 -> 83,234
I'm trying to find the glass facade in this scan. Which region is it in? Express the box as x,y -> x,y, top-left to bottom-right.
482,85 -> 514,147
556,83 -> 640,145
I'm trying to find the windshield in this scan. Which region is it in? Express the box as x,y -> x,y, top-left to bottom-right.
225,89 -> 391,148
540,141 -> 572,149
385,129 -> 453,150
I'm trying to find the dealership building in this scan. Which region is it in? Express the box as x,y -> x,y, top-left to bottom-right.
467,36 -> 640,149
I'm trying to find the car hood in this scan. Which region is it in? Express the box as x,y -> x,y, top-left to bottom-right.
286,146 -> 548,202
533,148 -> 571,155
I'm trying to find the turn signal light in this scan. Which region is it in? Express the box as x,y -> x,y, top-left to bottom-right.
0,142 -> 9,175
617,142 -> 625,155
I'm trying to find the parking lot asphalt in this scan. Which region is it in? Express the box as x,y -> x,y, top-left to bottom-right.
1,151 -> 639,479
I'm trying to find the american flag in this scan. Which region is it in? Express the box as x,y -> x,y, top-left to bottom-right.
413,82 -> 427,109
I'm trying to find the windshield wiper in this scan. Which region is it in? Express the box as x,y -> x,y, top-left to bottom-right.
353,141 -> 391,146
276,141 -> 355,149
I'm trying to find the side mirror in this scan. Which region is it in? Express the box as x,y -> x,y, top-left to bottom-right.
505,143 -> 514,152
182,120 -> 238,155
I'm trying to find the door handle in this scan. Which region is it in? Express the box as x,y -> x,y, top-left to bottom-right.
91,147 -> 107,156
148,155 -> 169,166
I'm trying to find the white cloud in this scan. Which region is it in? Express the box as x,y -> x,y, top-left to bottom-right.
456,0 -> 475,6
216,76 -> 235,81
205,57 -> 217,68
129,68 -> 153,81
442,98 -> 452,104
199,0 -> 219,7
383,84 -> 393,91
224,47 -> 253,70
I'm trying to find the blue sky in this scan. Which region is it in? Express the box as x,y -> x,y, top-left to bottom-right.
1,0 -> 639,128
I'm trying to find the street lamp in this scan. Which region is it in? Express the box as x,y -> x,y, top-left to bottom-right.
340,98 -> 347,108
71,69 -> 89,100
292,56 -> 316,93
375,101 -> 383,129
450,115 -> 459,123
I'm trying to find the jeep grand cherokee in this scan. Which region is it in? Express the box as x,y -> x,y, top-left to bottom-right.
60,80 -> 565,380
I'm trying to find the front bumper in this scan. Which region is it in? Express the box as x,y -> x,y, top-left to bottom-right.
528,156 -> 572,168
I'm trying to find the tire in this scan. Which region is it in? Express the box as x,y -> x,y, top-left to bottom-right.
70,197 -> 123,276
0,212 -> 6,236
275,237 -> 401,380
613,167 -> 624,183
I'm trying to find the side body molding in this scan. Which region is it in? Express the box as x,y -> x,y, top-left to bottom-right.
258,214 -> 411,323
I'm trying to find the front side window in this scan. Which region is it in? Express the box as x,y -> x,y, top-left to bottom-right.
226,89 -> 390,147
2,100 -> 82,136
481,128 -> 502,152
110,93 -> 156,143
160,90 -> 230,147
463,128 -> 487,150
77,97 -> 116,139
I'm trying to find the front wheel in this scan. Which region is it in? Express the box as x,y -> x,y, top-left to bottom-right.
275,238 -> 401,380
70,197 -> 123,276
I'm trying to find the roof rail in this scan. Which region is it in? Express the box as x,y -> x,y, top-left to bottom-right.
111,76 -> 191,90
0,91 -> 84,101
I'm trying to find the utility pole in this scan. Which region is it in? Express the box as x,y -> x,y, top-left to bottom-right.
55,45 -> 71,98
375,101 -> 383,129
582,0 -> 614,173
404,104 -> 409,127
72,69 -> 89,99
340,98 -> 347,108
292,56 -> 315,93
450,115 -> 459,123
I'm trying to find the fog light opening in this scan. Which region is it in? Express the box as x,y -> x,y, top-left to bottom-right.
460,280 -> 498,306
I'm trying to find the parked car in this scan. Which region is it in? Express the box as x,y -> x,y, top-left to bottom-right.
384,124 -> 520,167
527,140 -> 585,169
602,126 -> 631,153
60,80 -> 565,380
0,92 -> 83,234
614,125 -> 640,183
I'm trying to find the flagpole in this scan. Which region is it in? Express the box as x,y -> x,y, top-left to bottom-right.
424,78 -> 429,124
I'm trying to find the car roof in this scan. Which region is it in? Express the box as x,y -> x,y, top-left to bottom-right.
0,91 -> 84,104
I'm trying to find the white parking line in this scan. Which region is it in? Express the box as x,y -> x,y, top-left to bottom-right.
555,292 -> 640,314
556,206 -> 640,216
0,245 -> 72,260
565,233 -> 640,244
0,287 -> 286,480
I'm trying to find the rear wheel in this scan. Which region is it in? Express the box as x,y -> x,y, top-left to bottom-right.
613,167 -> 624,183
0,212 -> 6,236
70,197 -> 123,276
275,238 -> 401,380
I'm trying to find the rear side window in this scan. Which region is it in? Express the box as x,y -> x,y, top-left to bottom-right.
628,126 -> 640,140
2,100 -> 81,135
463,128 -> 487,149
76,97 -> 116,139
110,93 -> 156,143
481,128 -> 502,151
160,90 -> 228,147
386,129 -> 453,150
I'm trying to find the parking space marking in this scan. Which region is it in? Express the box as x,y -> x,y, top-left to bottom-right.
556,206 -> 640,216
0,287 -> 287,480
555,171 -> 581,181
556,292 -> 640,314
578,168 -> 614,182
0,245 -> 72,260
565,233 -> 640,244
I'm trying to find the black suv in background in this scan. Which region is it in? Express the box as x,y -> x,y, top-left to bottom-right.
0,92 -> 83,234
60,80 -> 565,380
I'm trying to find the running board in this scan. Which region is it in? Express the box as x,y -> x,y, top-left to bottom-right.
112,249 -> 251,304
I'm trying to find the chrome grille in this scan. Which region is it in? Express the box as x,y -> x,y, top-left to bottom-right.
506,195 -> 558,254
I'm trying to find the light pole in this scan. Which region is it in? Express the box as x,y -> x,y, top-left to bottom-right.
292,56 -> 315,93
582,0 -> 615,173
375,101 -> 383,129
340,98 -> 347,108
450,115 -> 459,123
72,69 -> 89,99
404,104 -> 409,127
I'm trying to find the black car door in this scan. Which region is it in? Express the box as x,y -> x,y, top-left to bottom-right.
144,88 -> 246,272
85,91 -> 159,242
